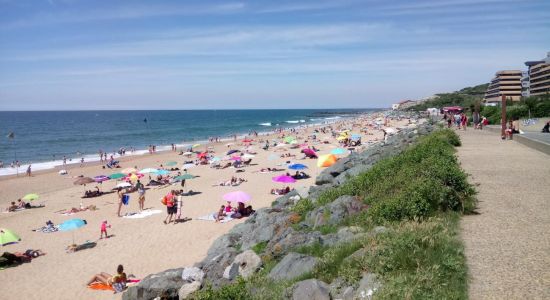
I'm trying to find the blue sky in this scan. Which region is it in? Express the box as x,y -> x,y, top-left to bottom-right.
0,0 -> 549,110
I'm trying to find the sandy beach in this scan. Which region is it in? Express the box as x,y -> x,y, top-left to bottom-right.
0,113 -> 410,300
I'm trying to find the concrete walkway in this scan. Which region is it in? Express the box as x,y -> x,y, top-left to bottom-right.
457,129 -> 550,299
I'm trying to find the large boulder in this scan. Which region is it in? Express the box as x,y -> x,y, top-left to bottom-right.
292,279 -> 331,300
181,267 -> 205,283
355,273 -> 381,299
223,250 -> 262,280
178,281 -> 202,299
122,268 -> 183,300
321,226 -> 363,247
329,277 -> 355,300
195,249 -> 237,288
268,252 -> 318,281
307,195 -> 364,228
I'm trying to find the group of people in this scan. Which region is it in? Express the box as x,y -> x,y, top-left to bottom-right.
161,190 -> 186,224
216,201 -> 254,222
213,176 -> 247,187
5,199 -> 41,212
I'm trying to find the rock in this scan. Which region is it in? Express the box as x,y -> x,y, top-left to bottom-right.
233,250 -> 262,279
122,268 -> 183,300
292,279 -> 331,300
268,252 -> 318,281
329,277 -> 355,300
178,281 -> 202,299
315,173 -> 335,185
273,231 -> 322,255
241,223 -> 275,249
229,222 -> 254,236
196,249 -> 237,288
307,195 -> 364,228
223,263 -> 239,280
320,227 -> 360,247
295,186 -> 310,199
206,233 -> 240,257
355,273 -> 381,299
181,267 -> 204,283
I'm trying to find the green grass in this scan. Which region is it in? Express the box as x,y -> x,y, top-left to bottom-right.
251,241 -> 268,255
190,129 -> 474,300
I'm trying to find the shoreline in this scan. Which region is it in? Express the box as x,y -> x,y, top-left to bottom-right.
0,110 -> 406,300
0,116 -> 360,178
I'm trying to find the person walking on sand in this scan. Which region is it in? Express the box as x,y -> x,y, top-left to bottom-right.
163,191 -> 175,224
26,164 -> 31,177
175,190 -> 184,223
100,220 -> 111,239
136,180 -> 145,211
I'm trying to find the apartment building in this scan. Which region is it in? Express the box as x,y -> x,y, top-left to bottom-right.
483,70 -> 522,103
525,52 -> 550,97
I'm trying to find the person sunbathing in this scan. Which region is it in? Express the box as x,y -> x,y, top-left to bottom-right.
270,186 -> 291,195
6,201 -> 17,212
87,264 -> 128,293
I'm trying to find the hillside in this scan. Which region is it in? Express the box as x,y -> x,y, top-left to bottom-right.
410,83 -> 489,111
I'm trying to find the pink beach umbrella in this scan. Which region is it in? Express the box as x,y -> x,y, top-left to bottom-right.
272,175 -> 297,184
223,191 -> 251,203
230,156 -> 242,161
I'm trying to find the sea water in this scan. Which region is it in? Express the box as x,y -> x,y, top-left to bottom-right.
0,109 -> 377,176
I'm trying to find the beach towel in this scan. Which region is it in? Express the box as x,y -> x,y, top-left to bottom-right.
122,210 -> 162,219
197,213 -> 234,223
88,283 -> 113,291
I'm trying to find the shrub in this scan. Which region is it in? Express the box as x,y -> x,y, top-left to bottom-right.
252,241 -> 268,255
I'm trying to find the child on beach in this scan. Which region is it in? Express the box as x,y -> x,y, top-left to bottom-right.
100,220 -> 111,239
215,205 -> 226,222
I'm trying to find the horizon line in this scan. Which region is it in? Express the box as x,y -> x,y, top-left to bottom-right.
0,107 -> 386,112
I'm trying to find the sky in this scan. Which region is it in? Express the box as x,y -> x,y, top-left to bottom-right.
0,0 -> 549,110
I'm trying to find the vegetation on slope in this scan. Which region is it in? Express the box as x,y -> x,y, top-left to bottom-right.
192,129 -> 475,300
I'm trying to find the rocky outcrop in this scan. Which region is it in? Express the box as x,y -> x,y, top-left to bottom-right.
123,121 -> 431,299
291,279 -> 331,300
268,252 -> 318,281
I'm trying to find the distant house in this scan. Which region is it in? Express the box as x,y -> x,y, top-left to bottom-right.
392,100 -> 416,110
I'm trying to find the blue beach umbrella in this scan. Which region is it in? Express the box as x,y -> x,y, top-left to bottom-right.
351,134 -> 361,140
153,169 -> 170,175
331,148 -> 346,155
58,218 -> 87,232
288,163 -> 308,170
59,218 -> 87,245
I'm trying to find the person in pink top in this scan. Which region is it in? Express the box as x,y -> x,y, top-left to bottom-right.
163,191 -> 176,224
100,220 -> 111,239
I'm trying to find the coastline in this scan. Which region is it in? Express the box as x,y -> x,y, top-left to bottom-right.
0,110 -> 406,300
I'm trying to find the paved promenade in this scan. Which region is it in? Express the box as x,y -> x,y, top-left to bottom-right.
457,129 -> 550,299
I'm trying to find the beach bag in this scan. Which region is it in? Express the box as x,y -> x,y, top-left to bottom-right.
161,196 -> 167,205
122,194 -> 130,205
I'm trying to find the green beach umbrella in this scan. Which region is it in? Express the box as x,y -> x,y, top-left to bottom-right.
284,136 -> 296,143
165,161 -> 177,166
109,173 -> 125,180
0,228 -> 21,246
174,174 -> 196,181
22,193 -> 39,201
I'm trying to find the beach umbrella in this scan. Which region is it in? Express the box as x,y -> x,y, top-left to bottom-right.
288,163 -> 308,170
210,157 -> 221,162
337,136 -> 348,141
58,218 -> 87,245
227,149 -> 239,155
22,193 -> 39,201
192,144 -> 201,148
223,191 -> 251,203
272,175 -> 296,183
109,172 -> 126,180
125,173 -> 141,183
154,169 -> 170,175
174,174 -> 196,181
241,153 -> 255,159
116,182 -> 132,188
226,143 -> 234,146
93,175 -> 109,183
317,154 -> 338,168
197,152 -> 208,158
351,134 -> 361,140
0,228 -> 21,246
182,163 -> 195,169
183,151 -> 194,156
165,161 -> 177,166
230,156 -> 242,161
331,148 -> 346,155
268,154 -> 279,161
284,136 -> 296,143
242,139 -> 252,143
121,167 -> 137,174
139,168 -> 158,174
73,177 -> 95,185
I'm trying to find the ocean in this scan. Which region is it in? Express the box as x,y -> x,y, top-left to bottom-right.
0,109 -> 377,176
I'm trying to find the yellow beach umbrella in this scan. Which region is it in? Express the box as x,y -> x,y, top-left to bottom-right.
0,228 -> 21,246
129,174 -> 139,183
317,154 -> 338,168
192,144 -> 201,148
